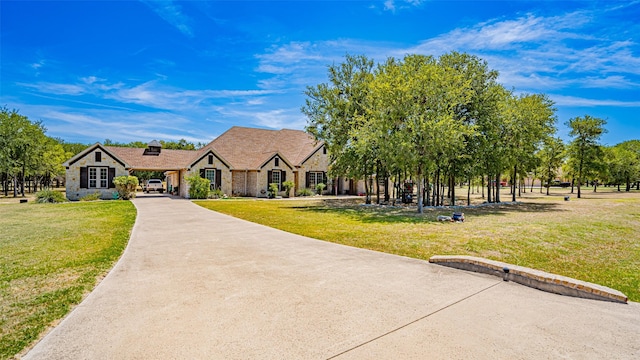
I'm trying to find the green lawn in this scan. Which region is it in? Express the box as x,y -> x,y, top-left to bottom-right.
195,190 -> 640,302
0,201 -> 136,359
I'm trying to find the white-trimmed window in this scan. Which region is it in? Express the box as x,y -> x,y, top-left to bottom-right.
308,171 -> 323,188
89,167 -> 108,188
205,169 -> 216,187
271,170 -> 281,187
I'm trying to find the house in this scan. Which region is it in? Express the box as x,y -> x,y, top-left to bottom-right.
63,126 -> 355,200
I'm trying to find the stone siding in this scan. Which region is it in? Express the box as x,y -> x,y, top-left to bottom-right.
65,148 -> 128,201
257,156 -> 294,197
297,146 -> 330,194
187,154 -> 232,198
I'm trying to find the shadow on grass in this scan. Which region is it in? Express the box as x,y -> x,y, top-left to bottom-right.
289,201 -> 567,224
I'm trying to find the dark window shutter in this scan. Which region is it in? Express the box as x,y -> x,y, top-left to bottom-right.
323,147 -> 327,154
281,171 -> 286,191
215,169 -> 222,189
305,172 -> 310,188
80,167 -> 88,189
208,155 -> 213,165
268,171 -> 273,188
323,172 -> 327,185
200,169 -> 205,178
108,167 -> 116,188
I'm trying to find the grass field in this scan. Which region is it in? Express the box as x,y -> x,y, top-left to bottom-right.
195,187 -> 640,302
0,201 -> 136,360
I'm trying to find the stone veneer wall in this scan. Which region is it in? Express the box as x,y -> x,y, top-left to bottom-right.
185,154 -> 232,198
65,149 -> 128,200
256,156 -> 294,198
297,146 -> 330,194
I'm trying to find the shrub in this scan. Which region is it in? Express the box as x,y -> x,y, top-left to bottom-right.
268,183 -> 279,198
297,188 -> 313,196
113,175 -> 139,200
35,189 -> 66,203
282,180 -> 295,198
80,192 -> 102,201
186,173 -> 210,199
315,182 -> 326,195
208,188 -> 224,199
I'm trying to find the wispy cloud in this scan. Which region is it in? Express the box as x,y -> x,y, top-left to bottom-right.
256,5 -> 639,99
140,0 -> 194,37
382,0 -> 424,13
217,107 -> 307,130
9,100 -> 213,144
550,95 -> 640,107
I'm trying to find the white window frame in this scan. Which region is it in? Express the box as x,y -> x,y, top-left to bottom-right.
271,170 -> 281,187
89,166 -> 108,188
309,171 -> 323,188
205,169 -> 216,188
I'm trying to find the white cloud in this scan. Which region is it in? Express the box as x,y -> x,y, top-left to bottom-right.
11,101 -> 213,144
18,82 -> 87,96
550,95 -> 640,107
139,0 -> 194,37
383,0 -> 424,13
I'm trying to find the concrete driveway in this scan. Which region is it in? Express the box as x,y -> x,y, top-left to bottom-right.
23,195 -> 640,359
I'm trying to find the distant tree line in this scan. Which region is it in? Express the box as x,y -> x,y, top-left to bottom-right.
302,53 -> 639,212
0,107 -> 72,197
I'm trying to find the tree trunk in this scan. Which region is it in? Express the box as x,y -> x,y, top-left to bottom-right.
626,176 -> 631,192
467,176 -> 471,206
570,178 -> 574,194
486,174 -> 492,203
431,168 -> 440,206
13,175 -> 18,197
481,175 -> 485,200
425,174 -> 430,207
364,176 -> 371,204
512,165 -> 517,202
375,176 -> 380,205
21,165 -> 26,197
495,173 -> 501,203
417,166 -> 424,214
384,175 -> 390,202
450,174 -> 455,206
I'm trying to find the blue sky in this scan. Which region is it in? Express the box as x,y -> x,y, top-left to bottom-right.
1,0 -> 639,146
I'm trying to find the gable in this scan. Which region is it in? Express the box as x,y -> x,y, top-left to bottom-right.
189,148 -> 232,169
64,143 -> 128,168
299,143 -> 326,166
259,152 -> 293,170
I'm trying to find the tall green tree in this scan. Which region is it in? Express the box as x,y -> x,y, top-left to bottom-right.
566,115 -> 607,198
303,54 -> 376,202
0,108 -> 47,196
538,137 -> 565,195
503,93 -> 557,201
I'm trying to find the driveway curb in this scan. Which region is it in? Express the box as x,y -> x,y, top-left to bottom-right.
429,255 -> 628,303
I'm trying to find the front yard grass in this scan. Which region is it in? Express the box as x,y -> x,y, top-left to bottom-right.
195,190 -> 640,302
0,201 -> 136,359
